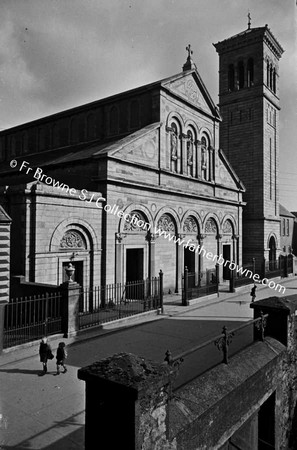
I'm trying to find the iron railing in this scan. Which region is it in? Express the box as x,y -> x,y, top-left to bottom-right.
164,312 -> 268,390
182,267 -> 219,305
78,275 -> 162,330
4,292 -> 62,348
234,263 -> 255,288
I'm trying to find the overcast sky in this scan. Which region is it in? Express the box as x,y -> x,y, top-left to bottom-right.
0,0 -> 296,210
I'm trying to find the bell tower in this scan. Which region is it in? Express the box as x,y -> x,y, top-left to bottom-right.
214,23 -> 284,270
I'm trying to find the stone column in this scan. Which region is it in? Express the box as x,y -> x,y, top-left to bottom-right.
209,146 -> 214,181
148,233 -> 156,279
196,140 -> 201,179
78,352 -> 177,450
115,233 -> 123,284
232,234 -> 239,266
198,234 -> 205,284
216,234 -> 222,281
180,132 -> 187,175
176,234 -> 185,293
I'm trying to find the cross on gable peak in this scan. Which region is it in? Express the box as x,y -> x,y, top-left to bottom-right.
183,44 -> 196,72
186,44 -> 193,59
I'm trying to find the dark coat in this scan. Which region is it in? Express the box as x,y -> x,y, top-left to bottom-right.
56,347 -> 67,363
39,342 -> 52,363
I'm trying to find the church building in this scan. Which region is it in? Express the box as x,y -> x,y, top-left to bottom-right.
0,22 -> 283,294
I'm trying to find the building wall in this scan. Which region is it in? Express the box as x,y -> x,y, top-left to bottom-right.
0,68 -> 244,291
280,214 -> 295,254
0,207 -> 11,302
2,183 -> 102,288
215,27 -> 283,269
103,180 -> 241,291
0,90 -> 157,163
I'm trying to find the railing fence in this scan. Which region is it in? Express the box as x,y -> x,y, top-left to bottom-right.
3,292 -> 62,349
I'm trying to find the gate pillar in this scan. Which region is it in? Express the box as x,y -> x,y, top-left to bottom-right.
60,279 -> 81,338
78,352 -> 177,450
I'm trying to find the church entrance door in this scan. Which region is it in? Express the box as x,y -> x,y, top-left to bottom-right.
222,244 -> 231,280
126,249 -> 144,282
184,247 -> 196,287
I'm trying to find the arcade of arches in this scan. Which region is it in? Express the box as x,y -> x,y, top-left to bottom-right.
114,210 -> 238,292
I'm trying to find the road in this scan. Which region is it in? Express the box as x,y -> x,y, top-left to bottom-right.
0,276 -> 296,449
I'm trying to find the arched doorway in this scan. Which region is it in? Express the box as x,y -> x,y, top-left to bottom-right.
222,219 -> 234,280
268,236 -> 276,270
122,210 -> 150,283
155,213 -> 177,292
183,215 -> 199,287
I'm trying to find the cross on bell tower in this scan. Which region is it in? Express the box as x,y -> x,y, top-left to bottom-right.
247,11 -> 251,30
183,44 -> 196,71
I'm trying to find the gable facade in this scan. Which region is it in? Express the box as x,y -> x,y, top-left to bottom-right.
0,65 -> 244,293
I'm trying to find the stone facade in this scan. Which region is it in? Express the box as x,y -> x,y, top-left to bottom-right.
279,204 -> 295,255
214,25 -> 284,273
0,57 -> 245,293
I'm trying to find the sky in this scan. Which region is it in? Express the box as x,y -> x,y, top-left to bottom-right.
0,0 -> 296,210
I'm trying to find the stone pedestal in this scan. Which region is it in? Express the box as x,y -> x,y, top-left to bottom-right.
60,281 -> 81,338
78,352 -> 177,450
250,295 -> 297,347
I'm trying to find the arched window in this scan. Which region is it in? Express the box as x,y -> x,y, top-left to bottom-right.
269,236 -> 276,270
170,122 -> 178,173
130,100 -> 140,129
247,58 -> 254,87
109,106 -> 119,135
187,129 -> 194,176
201,135 -> 209,180
228,64 -> 235,91
266,61 -> 270,87
238,61 -> 244,89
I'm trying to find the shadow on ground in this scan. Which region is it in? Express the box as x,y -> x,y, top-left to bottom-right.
1,412 -> 84,450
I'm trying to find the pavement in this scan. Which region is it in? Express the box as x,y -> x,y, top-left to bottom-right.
0,276 -> 296,449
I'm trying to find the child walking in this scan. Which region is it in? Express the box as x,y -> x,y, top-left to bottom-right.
39,337 -> 53,375
56,342 -> 68,375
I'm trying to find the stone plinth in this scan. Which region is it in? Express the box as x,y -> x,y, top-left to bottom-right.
78,352 -> 177,450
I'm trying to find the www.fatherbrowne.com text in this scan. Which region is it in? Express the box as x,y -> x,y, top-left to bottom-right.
12,160 -> 286,294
